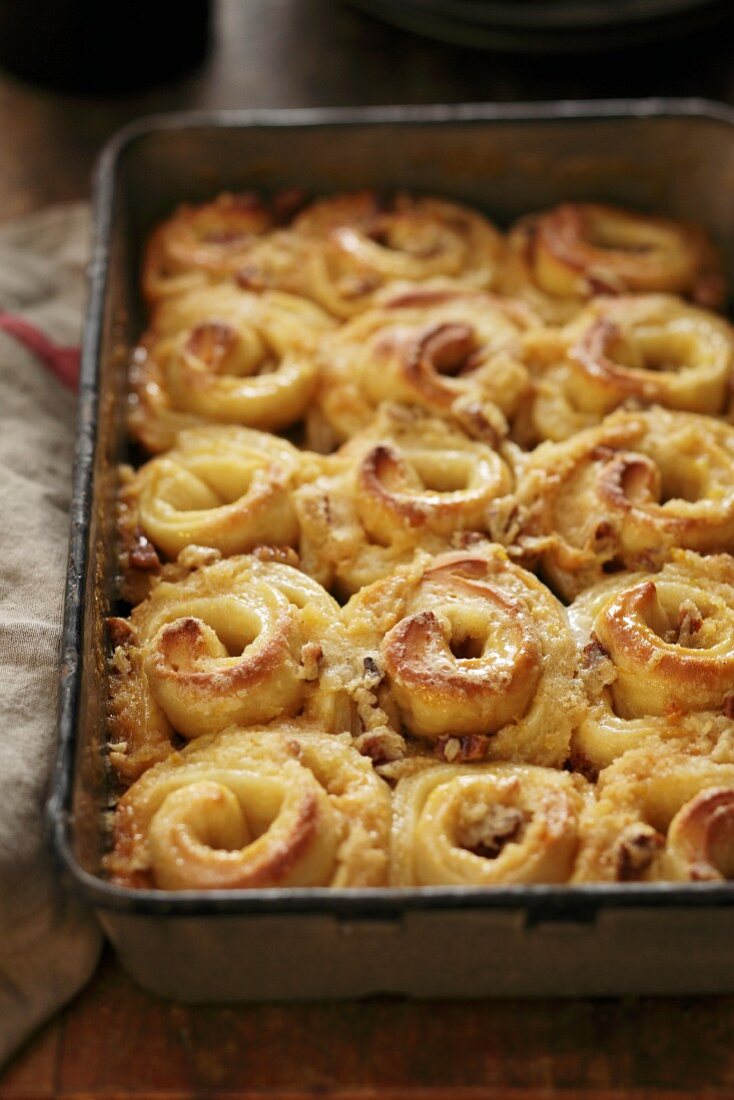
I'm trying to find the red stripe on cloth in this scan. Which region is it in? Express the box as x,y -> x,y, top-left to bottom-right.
0,312 -> 80,390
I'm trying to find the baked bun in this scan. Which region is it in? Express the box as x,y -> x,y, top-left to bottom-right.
290,191 -> 504,318
296,404 -> 513,594
142,192 -> 275,304
311,283 -> 537,449
129,284 -> 333,452
390,761 -> 589,885
107,724 -> 392,889
574,739 -> 734,882
118,426 -> 320,592
518,294 -> 734,443
108,555 -> 348,780
569,551 -> 734,771
505,408 -> 734,600
501,203 -> 727,323
343,545 -> 582,766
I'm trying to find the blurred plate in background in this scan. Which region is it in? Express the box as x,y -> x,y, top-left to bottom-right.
346,0 -> 732,52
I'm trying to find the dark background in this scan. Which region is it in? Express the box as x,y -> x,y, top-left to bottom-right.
2,0 -> 734,219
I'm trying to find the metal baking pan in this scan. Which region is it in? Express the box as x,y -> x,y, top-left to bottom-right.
50,99 -> 734,1001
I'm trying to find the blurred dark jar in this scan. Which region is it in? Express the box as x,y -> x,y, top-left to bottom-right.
0,0 -> 211,92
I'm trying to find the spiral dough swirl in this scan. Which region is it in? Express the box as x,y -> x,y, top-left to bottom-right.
142,192 -> 276,304
108,555 -> 346,780
390,762 -> 589,886
569,551 -> 734,771
311,284 -> 537,449
107,724 -> 392,890
296,404 -> 513,594
506,408 -> 734,600
500,203 -> 727,323
519,294 -> 734,443
129,285 -> 333,452
119,426 -> 316,577
290,191 -> 504,319
574,741 -> 734,882
343,545 -> 582,766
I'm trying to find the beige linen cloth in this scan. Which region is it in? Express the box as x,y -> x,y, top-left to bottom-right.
0,204 -> 102,1066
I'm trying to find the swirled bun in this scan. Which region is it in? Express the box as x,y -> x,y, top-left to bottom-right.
518,295 -> 734,443
117,426 -> 327,600
390,762 -> 590,885
505,408 -> 734,600
119,427 -> 301,562
296,404 -> 514,594
129,285 -> 334,452
501,203 -> 727,324
574,739 -> 734,882
311,283 -> 538,449
108,555 -> 349,780
142,192 -> 276,304
289,191 -> 504,318
107,724 -> 392,889
569,551 -> 734,772
342,545 -> 582,766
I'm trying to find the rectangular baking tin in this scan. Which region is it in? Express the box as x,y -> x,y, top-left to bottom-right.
51,100 -> 734,1000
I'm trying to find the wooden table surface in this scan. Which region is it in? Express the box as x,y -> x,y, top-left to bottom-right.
3,945 -> 734,1099
3,1 -> 734,1094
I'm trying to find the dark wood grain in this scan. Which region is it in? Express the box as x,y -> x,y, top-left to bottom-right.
3,948 -> 734,1098
0,1027 -> 57,1099
1,1 -> 734,1094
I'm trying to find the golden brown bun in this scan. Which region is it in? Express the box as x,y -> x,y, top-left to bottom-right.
574,737 -> 734,882
569,551 -> 734,772
117,426 -> 327,599
342,545 -> 583,766
108,554 -> 350,781
503,408 -> 734,600
128,284 -> 334,453
390,761 -> 590,886
517,294 -> 734,444
107,723 -> 392,890
500,203 -> 727,324
142,192 -> 276,304
296,404 -> 514,595
118,426 -> 300,562
310,282 -> 538,450
289,191 -> 504,318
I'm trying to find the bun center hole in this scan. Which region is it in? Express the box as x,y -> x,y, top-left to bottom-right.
411,455 -> 471,493
646,593 -> 708,648
455,801 -> 526,859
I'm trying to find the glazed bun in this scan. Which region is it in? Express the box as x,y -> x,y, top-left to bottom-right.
108,724 -> 392,890
343,545 -> 582,767
391,762 -> 589,886
501,203 -> 726,323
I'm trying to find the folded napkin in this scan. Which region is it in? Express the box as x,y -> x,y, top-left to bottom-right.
0,204 -> 101,1068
